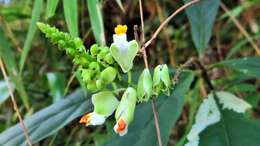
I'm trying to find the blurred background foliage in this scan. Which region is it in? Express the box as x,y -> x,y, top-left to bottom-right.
0,0 -> 260,146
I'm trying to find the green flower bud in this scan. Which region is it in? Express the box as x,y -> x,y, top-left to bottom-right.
114,87 -> 137,136
89,62 -> 100,72
153,64 -> 172,96
137,69 -> 153,102
87,81 -> 98,92
100,67 -> 117,83
80,91 -> 119,126
104,53 -> 114,64
96,79 -> 105,90
90,44 -> 100,57
81,69 -> 94,83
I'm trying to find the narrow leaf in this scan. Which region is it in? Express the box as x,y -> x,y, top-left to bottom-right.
45,0 -> 59,19
63,0 -> 78,37
184,0 -> 220,56
19,0 -> 43,72
0,28 -> 30,109
87,0 -> 106,45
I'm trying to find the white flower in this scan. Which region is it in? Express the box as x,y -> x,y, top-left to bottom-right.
112,25 -> 129,52
215,91 -> 251,113
79,112 -> 106,126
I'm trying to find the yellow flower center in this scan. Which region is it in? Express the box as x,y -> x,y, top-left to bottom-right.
114,25 -> 127,35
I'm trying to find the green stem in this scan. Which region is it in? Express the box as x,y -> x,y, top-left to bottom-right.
128,71 -> 132,84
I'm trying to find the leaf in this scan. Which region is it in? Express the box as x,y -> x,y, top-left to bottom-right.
215,91 -> 251,113
115,0 -> 124,12
103,72 -> 194,146
45,0 -> 59,19
63,0 -> 78,37
0,80 -> 14,104
212,57 -> 260,78
200,110 -> 260,146
0,89 -> 92,146
183,0 -> 220,56
46,72 -> 66,103
87,0 -> 106,45
0,27 -> 30,109
19,0 -> 43,72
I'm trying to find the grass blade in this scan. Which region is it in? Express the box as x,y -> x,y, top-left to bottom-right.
87,0 -> 106,45
45,0 -> 59,19
19,0 -> 43,73
0,28 -> 30,110
63,0 -> 78,37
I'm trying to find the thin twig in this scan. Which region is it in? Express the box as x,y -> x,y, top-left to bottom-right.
138,0 -> 162,146
220,3 -> 260,56
141,0 -> 200,52
151,99 -> 163,146
0,58 -> 33,146
139,0 -> 145,44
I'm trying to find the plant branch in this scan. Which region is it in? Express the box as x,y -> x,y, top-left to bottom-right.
0,58 -> 32,146
140,0 -> 200,52
138,0 -> 162,146
220,3 -> 260,56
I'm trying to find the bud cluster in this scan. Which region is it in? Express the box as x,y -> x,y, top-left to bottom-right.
37,23 -> 119,92
137,64 -> 172,102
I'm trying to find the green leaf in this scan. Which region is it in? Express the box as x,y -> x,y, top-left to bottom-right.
200,110 -> 260,146
87,0 -> 106,45
0,28 -> 30,109
0,80 -> 14,104
103,72 -> 194,146
63,0 -> 78,37
46,72 -> 66,103
213,57 -> 260,78
19,0 -> 43,72
45,0 -> 59,19
0,89 -> 92,146
184,0 -> 220,56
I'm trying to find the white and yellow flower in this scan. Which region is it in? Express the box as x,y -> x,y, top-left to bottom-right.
80,91 -> 119,126
110,25 -> 139,73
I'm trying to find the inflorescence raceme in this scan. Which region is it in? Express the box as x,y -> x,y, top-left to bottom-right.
37,22 -> 173,136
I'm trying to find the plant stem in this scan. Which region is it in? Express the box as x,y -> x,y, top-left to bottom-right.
0,58 -> 32,146
138,0 -> 162,146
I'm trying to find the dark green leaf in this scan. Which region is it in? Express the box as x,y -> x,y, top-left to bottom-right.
184,0 -> 220,56
213,57 -> 260,78
200,110 -> 260,146
45,0 -> 59,19
0,89 -> 92,146
19,0 -> 43,72
103,72 -> 194,146
87,0 -> 106,45
63,0 -> 78,37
